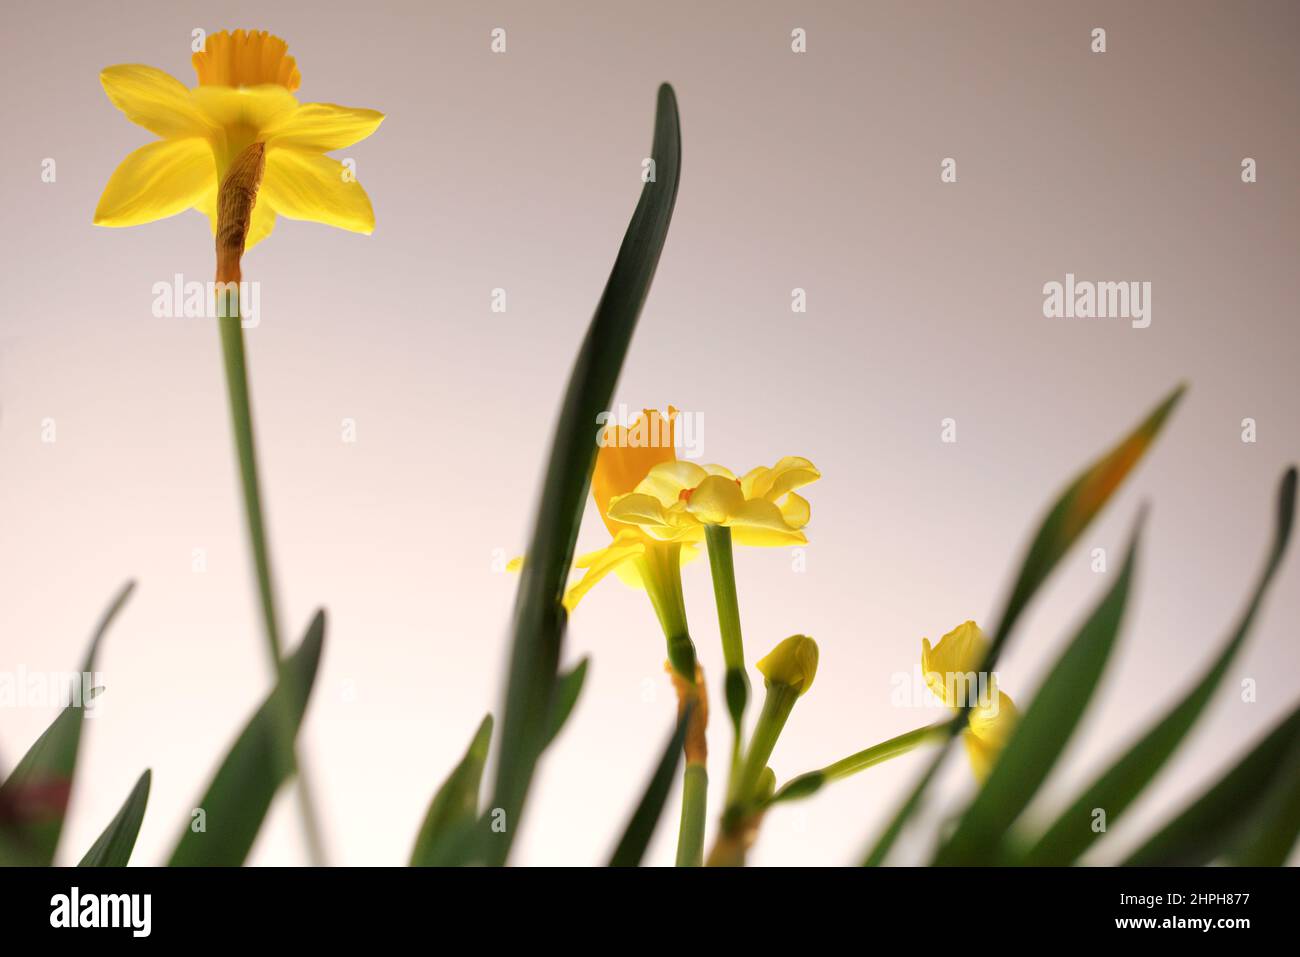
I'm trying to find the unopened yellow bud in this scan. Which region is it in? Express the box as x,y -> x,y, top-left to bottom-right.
755,634 -> 819,696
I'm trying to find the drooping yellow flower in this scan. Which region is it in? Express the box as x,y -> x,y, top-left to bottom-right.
921,621 -> 1018,780
605,456 -> 820,546
95,29 -> 382,248
564,407 -> 696,610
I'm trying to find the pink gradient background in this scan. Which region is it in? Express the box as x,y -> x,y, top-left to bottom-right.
1,0 -> 1297,865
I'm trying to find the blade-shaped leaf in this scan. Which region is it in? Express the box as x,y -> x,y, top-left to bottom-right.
1228,728 -> 1300,866
1024,466 -> 1295,865
410,714 -> 493,867
78,769 -> 151,867
483,84 -> 682,866
933,513 -> 1143,865
1124,700 -> 1300,866
861,388 -> 1182,866
0,581 -> 135,866
168,611 -> 326,867
544,658 -> 589,749
608,704 -> 692,867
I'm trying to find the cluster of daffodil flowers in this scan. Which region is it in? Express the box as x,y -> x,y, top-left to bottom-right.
95,29 -> 384,866
556,407 -> 1019,865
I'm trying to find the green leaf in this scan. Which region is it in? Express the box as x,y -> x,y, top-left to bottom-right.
78,769 -> 151,867
609,704 -> 692,867
1024,466 -> 1296,865
168,611 -> 326,867
543,658 -> 589,749
1228,728 -> 1300,866
483,84 -> 682,866
933,513 -> 1144,865
1124,700 -> 1300,866
0,581 -> 135,866
410,714 -> 493,867
861,387 -> 1182,866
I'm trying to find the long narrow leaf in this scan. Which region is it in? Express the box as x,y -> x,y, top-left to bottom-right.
861,388 -> 1182,865
1024,466 -> 1295,864
609,704 -> 692,867
1124,701 -> 1300,866
410,714 -> 493,867
0,581 -> 135,865
78,769 -> 151,867
933,513 -> 1144,865
168,611 -> 326,866
544,658 -> 589,749
483,84 -> 682,866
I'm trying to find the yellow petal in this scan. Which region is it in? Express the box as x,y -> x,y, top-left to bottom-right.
965,692 -> 1018,780
701,464 -> 737,480
727,498 -> 807,547
779,490 -> 810,528
100,65 -> 215,139
762,456 -> 821,501
261,149 -> 375,234
635,460 -> 708,507
190,85 -> 300,137
94,138 -> 215,227
685,474 -> 744,525
263,103 -> 385,152
564,537 -> 644,611
607,492 -> 671,530
921,621 -> 992,708
192,30 -> 301,91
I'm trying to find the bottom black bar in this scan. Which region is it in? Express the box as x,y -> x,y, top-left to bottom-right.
1,865 -> 1293,942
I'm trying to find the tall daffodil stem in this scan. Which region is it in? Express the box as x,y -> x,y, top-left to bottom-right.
704,525 -> 748,763
218,313 -> 327,868
731,682 -> 798,807
668,664 -> 709,867
216,143 -> 327,867
676,764 -> 708,867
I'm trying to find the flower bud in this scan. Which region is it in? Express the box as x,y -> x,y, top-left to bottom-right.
756,634 -> 819,696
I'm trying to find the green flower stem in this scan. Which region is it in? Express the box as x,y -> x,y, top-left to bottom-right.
732,682 -> 798,806
704,524 -> 749,751
769,722 -> 948,804
675,763 -> 708,867
218,310 -> 327,867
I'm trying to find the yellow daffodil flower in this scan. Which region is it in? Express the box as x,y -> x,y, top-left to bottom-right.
605,456 -> 820,546
921,621 -> 1018,780
563,407 -> 694,609
95,29 -> 383,248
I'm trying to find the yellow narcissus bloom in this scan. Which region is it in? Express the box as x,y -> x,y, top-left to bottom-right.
605,456 -> 820,546
563,407 -> 697,610
95,29 -> 382,248
921,621 -> 1018,780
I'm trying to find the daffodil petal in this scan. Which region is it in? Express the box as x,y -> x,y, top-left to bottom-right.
921,622 -> 994,708
701,464 -> 737,480
634,460 -> 708,506
190,84 -> 300,136
607,492 -> 671,530
563,538 -> 644,611
261,148 -> 375,233
779,490 -> 810,528
685,474 -> 745,525
726,498 -> 807,547
263,102 -> 386,152
762,456 -> 821,501
94,138 -> 215,227
100,65 -> 215,139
